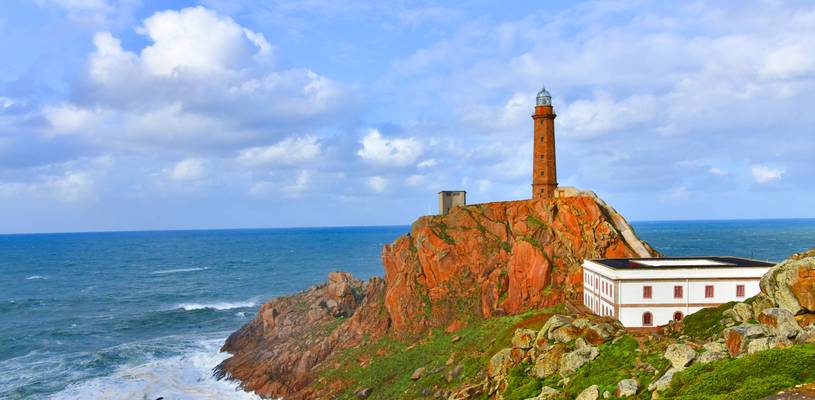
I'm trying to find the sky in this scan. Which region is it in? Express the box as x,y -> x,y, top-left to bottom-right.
0,0 -> 814,234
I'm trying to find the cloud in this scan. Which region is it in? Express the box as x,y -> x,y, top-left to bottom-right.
417,159 -> 437,169
357,129 -> 423,167
237,136 -> 321,167
751,165 -> 785,184
168,158 -> 206,181
53,6 -> 348,151
34,0 -> 114,25
708,167 -> 729,176
405,174 -> 425,187
367,175 -> 387,192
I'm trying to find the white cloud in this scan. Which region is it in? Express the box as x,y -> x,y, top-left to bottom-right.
417,159 -> 437,168
367,176 -> 387,192
357,129 -> 422,167
35,0 -> 114,25
168,158 -> 206,181
237,136 -> 320,167
751,165 -> 785,184
43,104 -> 101,135
136,6 -> 270,76
283,170 -> 312,194
708,167 -> 729,176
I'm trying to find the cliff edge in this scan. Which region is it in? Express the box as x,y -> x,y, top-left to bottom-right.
216,192 -> 658,399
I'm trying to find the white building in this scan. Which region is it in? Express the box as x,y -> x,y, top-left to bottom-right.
581,257 -> 773,328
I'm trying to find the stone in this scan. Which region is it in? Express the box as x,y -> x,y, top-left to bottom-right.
663,343 -> 697,370
724,324 -> 770,357
448,384 -> 483,400
731,302 -> 754,322
648,368 -> 677,392
576,385 -> 600,400
616,378 -> 638,397
538,386 -> 559,399
796,313 -> 815,328
411,367 -> 426,380
760,255 -> 815,315
559,342 -> 599,377
698,350 -> 728,363
488,349 -> 513,378
355,387 -> 373,399
750,294 -> 775,319
446,364 -> 464,382
532,343 -> 567,378
551,325 -> 579,343
702,341 -> 728,353
512,328 -> 538,349
572,318 -> 592,329
747,337 -> 771,354
586,322 -> 617,344
759,308 -> 803,339
539,315 -> 575,343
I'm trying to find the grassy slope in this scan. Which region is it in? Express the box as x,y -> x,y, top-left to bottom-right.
319,306 -> 563,399
662,344 -> 815,400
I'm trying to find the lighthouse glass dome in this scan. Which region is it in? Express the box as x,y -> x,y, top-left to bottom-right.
536,87 -> 552,106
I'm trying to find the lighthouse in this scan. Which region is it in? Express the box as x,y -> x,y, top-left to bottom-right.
532,86 -> 557,199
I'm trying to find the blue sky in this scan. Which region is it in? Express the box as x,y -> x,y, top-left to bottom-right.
1,0 -> 814,233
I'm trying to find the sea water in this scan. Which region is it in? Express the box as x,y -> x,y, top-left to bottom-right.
1,220 -> 813,399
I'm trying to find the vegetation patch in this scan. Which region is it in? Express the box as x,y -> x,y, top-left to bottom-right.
680,302 -> 735,340
661,344 -> 815,400
320,310 -> 557,400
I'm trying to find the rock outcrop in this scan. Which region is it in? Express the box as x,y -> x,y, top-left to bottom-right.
214,273 -> 390,399
217,193 -> 658,399
382,194 -> 657,335
761,254 -> 815,315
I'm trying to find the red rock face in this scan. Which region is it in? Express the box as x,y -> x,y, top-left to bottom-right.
381,196 -> 657,336
217,194 -> 657,398
792,266 -> 815,312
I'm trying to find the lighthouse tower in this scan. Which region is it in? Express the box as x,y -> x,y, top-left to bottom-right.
532,86 -> 557,199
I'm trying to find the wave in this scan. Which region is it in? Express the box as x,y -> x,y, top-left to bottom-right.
151,267 -> 208,275
25,275 -> 47,280
175,300 -> 257,311
48,337 -> 263,400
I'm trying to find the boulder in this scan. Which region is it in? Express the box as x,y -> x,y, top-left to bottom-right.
663,343 -> 697,370
446,364 -> 464,383
616,378 -> 638,397
448,383 -> 483,400
760,256 -> 815,315
572,318 -> 592,329
746,337 -> 771,354
559,340 -> 599,377
758,308 -> 803,339
724,324 -> 770,357
648,368 -> 677,392
576,385 -> 600,400
512,328 -> 537,349
532,343 -> 567,378
487,349 -> 513,378
538,315 -> 574,343
750,294 -> 775,319
731,302 -> 754,322
551,325 -> 580,343
698,342 -> 729,363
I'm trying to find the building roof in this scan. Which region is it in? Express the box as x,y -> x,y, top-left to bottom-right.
438,190 -> 466,194
588,256 -> 774,270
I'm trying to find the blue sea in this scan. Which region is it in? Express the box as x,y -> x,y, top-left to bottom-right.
1,220 -> 813,399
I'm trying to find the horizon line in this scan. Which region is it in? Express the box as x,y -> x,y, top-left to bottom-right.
2,216 -> 815,236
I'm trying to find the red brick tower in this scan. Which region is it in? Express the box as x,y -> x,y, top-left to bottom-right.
532,86 -> 557,199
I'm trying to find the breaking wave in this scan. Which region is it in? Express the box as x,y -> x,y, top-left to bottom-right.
151,267 -> 208,275
176,300 -> 257,311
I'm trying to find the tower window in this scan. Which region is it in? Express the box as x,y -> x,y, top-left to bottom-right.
540,171 -> 545,176
643,286 -> 652,299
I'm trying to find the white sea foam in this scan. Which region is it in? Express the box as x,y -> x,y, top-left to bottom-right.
151,267 -> 208,275
49,338 -> 263,400
176,300 -> 257,311
25,275 -> 47,280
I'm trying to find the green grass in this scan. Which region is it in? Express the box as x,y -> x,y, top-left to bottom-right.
562,336 -> 639,397
661,344 -> 815,400
320,310 -> 555,399
503,362 -> 543,400
681,302 -> 735,340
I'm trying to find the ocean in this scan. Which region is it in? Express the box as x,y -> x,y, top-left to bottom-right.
1,220 -> 813,399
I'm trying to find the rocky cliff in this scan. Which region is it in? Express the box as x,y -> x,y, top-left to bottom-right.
382,192 -> 657,335
216,192 -> 658,399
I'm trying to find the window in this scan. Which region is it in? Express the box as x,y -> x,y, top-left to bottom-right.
642,312 -> 653,326
705,285 -> 715,298
737,285 -> 745,297
643,286 -> 652,299
674,286 -> 683,299
673,311 -> 684,322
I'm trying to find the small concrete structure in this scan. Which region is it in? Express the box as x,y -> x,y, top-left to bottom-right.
582,257 -> 774,328
438,191 -> 466,215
